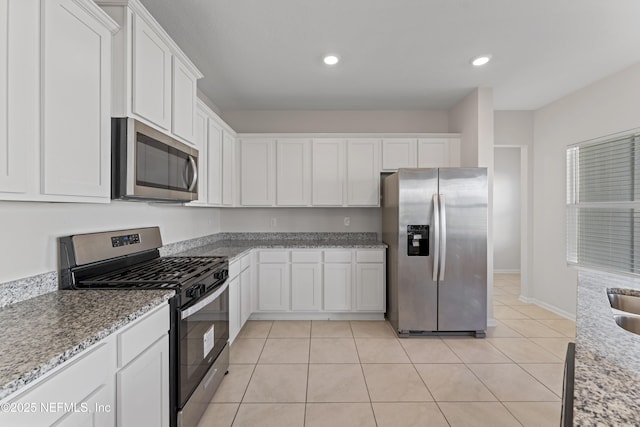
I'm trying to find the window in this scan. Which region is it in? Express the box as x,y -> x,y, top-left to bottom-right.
566,131 -> 640,275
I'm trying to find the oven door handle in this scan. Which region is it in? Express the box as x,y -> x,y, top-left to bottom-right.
181,280 -> 229,320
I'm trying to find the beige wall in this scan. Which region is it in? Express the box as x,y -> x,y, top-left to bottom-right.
494,111 -> 534,147
531,62 -> 640,317
448,90 -> 479,167
0,202 -> 220,283
220,110 -> 449,133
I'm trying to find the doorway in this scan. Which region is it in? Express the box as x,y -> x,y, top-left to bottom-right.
493,145 -> 529,298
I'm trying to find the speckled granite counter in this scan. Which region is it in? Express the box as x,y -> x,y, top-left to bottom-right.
0,232 -> 383,401
176,238 -> 386,259
575,270 -> 640,425
0,290 -> 173,400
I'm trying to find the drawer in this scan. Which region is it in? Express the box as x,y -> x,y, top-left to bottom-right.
291,250 -> 322,263
324,250 -> 352,263
258,250 -> 289,263
229,259 -> 241,278
356,250 -> 385,263
240,252 -> 251,270
117,304 -> 169,368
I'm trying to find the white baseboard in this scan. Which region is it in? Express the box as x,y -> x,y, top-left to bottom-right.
249,312 -> 385,321
487,318 -> 497,327
518,295 -> 576,321
494,269 -> 521,274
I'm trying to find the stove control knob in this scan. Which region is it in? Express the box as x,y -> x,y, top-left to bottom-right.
186,285 -> 203,299
214,270 -> 228,280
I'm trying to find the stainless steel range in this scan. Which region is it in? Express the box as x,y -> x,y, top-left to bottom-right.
58,227 -> 229,427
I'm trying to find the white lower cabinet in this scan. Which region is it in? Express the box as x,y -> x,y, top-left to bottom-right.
355,263 -> 385,311
229,253 -> 253,343
258,263 -> 290,311
323,263 -> 352,311
240,267 -> 252,325
0,303 -> 170,426
253,249 -> 385,315
228,276 -> 241,343
291,263 -> 322,311
117,335 -> 169,427
1,340 -> 115,427
55,384 -> 113,427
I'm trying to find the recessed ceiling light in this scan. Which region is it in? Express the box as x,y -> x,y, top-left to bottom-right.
323,55 -> 340,66
471,55 -> 491,66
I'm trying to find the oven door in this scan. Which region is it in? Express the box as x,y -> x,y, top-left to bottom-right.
178,281 -> 229,407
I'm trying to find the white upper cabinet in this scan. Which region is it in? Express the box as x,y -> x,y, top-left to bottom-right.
219,133 -> 462,208
190,104 -> 208,204
381,138 -> 417,170
188,98 -> 235,207
417,137 -> 461,167
240,138 -> 276,206
207,118 -> 223,206
172,56 -> 197,142
382,137 -> 461,171
99,0 -> 203,144
222,130 -> 235,206
312,139 -> 346,206
276,139 -> 311,206
0,0 -> 29,195
131,14 -> 171,130
0,0 -> 117,202
347,139 -> 381,206
41,0 -> 116,199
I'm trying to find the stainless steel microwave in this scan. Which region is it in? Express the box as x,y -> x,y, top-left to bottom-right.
111,118 -> 198,202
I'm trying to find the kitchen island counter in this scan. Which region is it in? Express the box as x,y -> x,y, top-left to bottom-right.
575,270 -> 640,425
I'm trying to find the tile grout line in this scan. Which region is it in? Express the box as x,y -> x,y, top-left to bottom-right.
350,320 -> 381,427
223,321 -> 271,427
303,322 -> 312,427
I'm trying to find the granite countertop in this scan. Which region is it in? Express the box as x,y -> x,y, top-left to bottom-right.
575,270 -> 640,425
0,232 -> 383,402
176,238 -> 387,260
0,289 -> 173,400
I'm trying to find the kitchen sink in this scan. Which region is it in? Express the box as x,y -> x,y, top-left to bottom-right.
608,293 -> 640,316
614,314 -> 640,336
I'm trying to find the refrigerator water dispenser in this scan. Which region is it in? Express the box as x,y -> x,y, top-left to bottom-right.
407,225 -> 429,256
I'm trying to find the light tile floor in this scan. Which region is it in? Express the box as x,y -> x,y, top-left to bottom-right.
198,273 -> 575,427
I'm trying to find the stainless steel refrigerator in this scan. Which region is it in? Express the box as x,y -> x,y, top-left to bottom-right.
382,168 -> 488,337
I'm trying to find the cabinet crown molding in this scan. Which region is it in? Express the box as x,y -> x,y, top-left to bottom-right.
71,0 -> 120,33
237,132 -> 461,139
96,0 -> 203,78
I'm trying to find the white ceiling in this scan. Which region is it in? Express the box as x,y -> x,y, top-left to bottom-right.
139,0 -> 640,111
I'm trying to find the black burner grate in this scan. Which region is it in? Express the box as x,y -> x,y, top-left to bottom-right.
80,256 -> 226,286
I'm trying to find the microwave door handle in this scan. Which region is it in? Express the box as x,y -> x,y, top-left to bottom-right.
185,155 -> 198,192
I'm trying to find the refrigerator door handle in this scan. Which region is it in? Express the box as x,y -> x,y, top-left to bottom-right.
432,193 -> 440,282
439,194 -> 447,281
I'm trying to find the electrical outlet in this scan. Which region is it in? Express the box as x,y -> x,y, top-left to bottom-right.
271,217 -> 277,228
344,217 -> 351,226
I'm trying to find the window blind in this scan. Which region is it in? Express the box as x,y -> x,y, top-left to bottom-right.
566,131 -> 640,275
